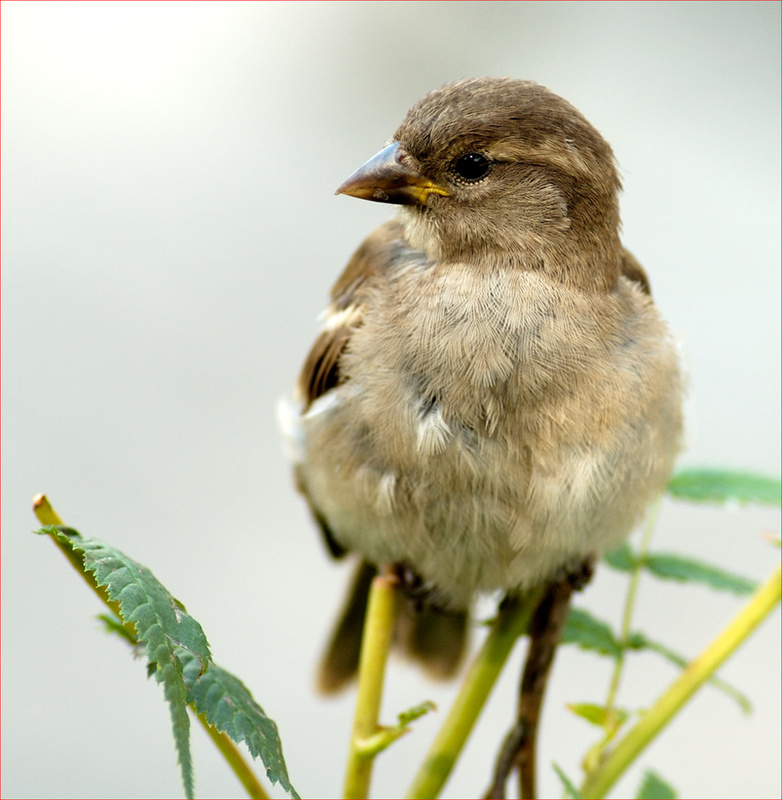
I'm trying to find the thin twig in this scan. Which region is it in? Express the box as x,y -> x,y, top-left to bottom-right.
604,499 -> 662,720
485,566 -> 589,799
516,579 -> 577,799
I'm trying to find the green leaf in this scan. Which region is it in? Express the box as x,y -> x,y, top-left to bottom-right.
36,526 -> 211,799
636,769 -> 677,799
667,468 -> 781,506
180,651 -> 300,799
603,542 -> 638,572
567,703 -> 629,729
561,608 -> 622,659
626,633 -> 752,713
567,702 -> 608,726
552,762 -> 582,799
98,612 -> 141,648
398,700 -> 437,727
643,552 -> 757,595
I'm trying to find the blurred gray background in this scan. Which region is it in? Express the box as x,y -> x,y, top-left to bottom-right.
2,2 -> 780,798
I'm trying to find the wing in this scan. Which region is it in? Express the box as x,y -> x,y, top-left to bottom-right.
291,218 -> 406,557
296,218 -> 406,409
620,247 -> 652,295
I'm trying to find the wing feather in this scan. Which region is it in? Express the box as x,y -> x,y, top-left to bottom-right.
620,247 -> 651,295
296,219 -> 405,408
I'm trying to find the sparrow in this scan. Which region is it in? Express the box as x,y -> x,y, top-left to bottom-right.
279,77 -> 683,694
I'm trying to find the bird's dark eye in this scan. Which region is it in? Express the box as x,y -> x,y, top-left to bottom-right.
452,152 -> 492,183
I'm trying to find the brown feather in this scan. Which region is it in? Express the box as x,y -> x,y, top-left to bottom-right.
296,219 -> 406,409
620,247 -> 652,295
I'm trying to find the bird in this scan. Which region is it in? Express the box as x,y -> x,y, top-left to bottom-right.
279,77 -> 683,694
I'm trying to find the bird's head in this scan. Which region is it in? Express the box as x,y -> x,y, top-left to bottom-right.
336,78 -> 623,290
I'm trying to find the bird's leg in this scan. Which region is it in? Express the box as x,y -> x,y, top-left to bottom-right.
485,559 -> 594,799
392,560 -> 445,610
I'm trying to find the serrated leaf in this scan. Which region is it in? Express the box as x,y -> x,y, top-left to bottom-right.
636,769 -> 677,799
667,468 -> 781,506
603,542 -> 638,572
164,658 -> 194,798
643,552 -> 757,595
626,632 -> 751,713
552,762 -> 581,799
561,607 -> 622,658
36,526 -> 211,799
180,650 -> 299,799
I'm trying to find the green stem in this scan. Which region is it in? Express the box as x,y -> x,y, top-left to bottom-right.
580,562 -> 781,799
343,572 -> 398,799
406,591 -> 542,799
196,714 -> 269,799
604,499 -> 661,719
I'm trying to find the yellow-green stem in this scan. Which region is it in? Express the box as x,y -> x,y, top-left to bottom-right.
196,714 -> 269,799
580,562 -> 781,799
33,494 -> 64,526
343,572 -> 398,799
406,591 -> 542,799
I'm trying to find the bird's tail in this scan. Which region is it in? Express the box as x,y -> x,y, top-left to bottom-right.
317,559 -> 469,694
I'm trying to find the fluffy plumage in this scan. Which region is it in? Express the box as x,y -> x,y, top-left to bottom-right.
279,78 -> 683,692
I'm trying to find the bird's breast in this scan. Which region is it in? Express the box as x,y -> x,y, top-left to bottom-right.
343,265 -> 599,444
291,267 -> 682,602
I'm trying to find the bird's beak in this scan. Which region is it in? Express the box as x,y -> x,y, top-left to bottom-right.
335,141 -> 449,206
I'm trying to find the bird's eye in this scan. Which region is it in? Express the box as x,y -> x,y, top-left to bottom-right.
452,152 -> 493,183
